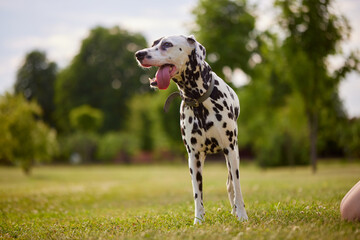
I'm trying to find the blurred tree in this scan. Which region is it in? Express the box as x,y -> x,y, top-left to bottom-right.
97,132 -> 139,163
192,0 -> 258,78
69,105 -> 104,132
238,33 -> 309,167
127,93 -> 157,153
126,89 -> 186,157
191,0 -> 309,166
65,105 -> 104,163
15,50 -> 57,127
156,83 -> 184,154
55,26 -> 149,133
340,118 -> 360,159
276,0 -> 360,172
0,93 -> 58,175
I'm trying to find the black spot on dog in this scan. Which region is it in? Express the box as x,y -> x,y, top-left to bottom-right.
223,101 -> 229,110
179,48 -> 182,51
191,137 -> 197,145
228,112 -> 234,120
197,160 -> 201,168
195,193 -> 198,199
191,122 -> 203,136
190,168 -> 193,174
234,107 -> 239,119
210,87 -> 224,101
211,138 -> 219,145
227,161 -> 231,169
201,64 -> 212,83
212,106 -> 219,114
152,37 -> 163,47
196,172 -> 202,182
210,143 -> 217,152
224,148 -> 229,155
236,169 -> 239,179
205,121 -> 214,131
230,143 -> 234,150
205,138 -> 211,146
215,114 -> 222,121
223,122 -> 227,128
226,130 -> 233,138
189,116 -> 193,124
181,127 -> 185,136
193,105 -> 209,129
188,49 -> 198,71
214,102 -> 223,111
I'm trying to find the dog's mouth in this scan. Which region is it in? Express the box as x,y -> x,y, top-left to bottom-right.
148,64 -> 177,90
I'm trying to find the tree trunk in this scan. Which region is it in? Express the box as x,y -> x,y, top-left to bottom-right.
308,113 -> 318,174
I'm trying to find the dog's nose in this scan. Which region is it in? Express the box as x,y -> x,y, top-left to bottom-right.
135,51 -> 148,61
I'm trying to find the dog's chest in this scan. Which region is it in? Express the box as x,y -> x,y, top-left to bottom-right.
180,98 -> 230,154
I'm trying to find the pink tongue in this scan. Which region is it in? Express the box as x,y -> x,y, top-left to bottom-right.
155,65 -> 171,90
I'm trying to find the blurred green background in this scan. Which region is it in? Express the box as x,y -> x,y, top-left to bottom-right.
1,0 -> 359,175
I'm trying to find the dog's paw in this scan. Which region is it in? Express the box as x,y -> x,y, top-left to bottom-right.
193,211 -> 205,225
194,216 -> 204,225
236,209 -> 249,222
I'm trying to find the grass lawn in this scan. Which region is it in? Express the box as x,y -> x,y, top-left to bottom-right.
0,161 -> 359,239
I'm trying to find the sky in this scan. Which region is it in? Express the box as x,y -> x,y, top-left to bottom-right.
0,0 -> 359,116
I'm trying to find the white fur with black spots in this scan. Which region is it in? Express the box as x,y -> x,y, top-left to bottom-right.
135,35 -> 248,224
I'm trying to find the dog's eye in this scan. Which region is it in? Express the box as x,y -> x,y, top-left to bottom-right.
161,42 -> 173,50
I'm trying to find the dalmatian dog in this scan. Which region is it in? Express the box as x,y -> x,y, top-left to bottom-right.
135,35 -> 248,224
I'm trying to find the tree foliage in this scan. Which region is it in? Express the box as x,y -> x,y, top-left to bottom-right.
238,33 -> 309,167
0,93 -> 58,174
6,1 -> 359,168
192,0 -> 258,78
15,50 -> 57,127
191,0 -> 359,168
69,105 -> 104,132
55,26 -> 149,133
275,0 -> 359,172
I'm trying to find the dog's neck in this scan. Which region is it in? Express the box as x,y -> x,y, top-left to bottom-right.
172,50 -> 213,100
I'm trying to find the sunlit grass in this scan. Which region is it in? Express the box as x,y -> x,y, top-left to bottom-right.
0,161 -> 359,239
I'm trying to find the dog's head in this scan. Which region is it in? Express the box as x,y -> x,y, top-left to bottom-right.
135,35 -> 206,90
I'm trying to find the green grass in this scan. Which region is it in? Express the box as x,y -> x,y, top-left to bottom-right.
0,162 -> 359,239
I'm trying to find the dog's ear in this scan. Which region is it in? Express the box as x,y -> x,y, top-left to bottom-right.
187,35 -> 206,64
187,35 -> 196,44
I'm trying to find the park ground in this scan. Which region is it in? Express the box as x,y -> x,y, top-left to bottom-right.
0,161 -> 359,239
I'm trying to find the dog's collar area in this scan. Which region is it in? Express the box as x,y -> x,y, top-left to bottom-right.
163,77 -> 215,112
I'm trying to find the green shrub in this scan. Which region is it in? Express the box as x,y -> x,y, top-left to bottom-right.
60,132 -> 99,164
0,93 -> 58,174
69,105 -> 104,132
97,132 -> 140,163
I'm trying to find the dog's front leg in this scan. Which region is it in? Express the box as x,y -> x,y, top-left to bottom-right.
188,152 -> 205,224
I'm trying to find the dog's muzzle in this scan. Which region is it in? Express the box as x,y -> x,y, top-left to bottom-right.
135,51 -> 148,61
